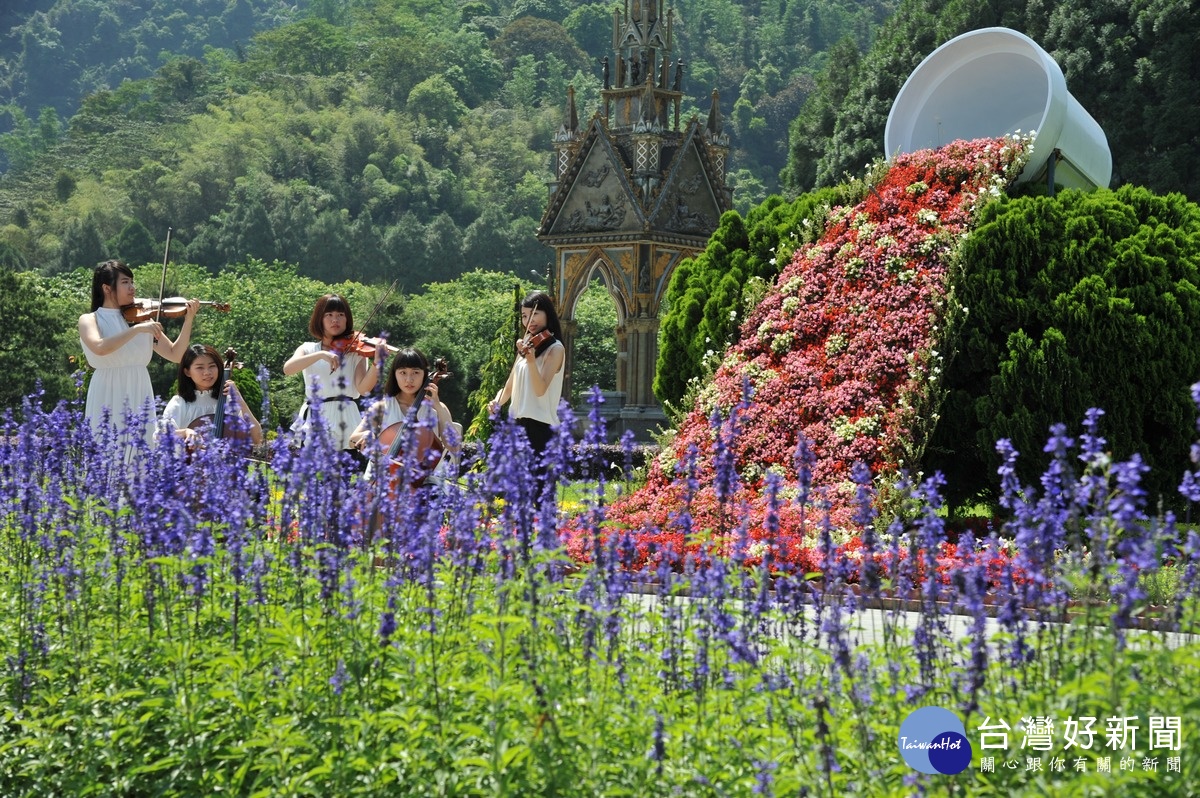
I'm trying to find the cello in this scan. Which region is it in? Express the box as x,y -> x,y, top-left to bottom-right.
376,357 -> 452,488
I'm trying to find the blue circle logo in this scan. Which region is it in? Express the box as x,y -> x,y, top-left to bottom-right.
898,706 -> 973,774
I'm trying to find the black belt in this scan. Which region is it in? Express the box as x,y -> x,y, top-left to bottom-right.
300,395 -> 357,422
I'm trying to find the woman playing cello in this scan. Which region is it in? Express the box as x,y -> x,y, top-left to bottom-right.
349,347 -> 454,481
160,344 -> 262,446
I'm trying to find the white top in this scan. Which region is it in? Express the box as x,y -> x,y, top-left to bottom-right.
290,341 -> 366,450
161,393 -> 219,432
82,307 -> 155,447
509,340 -> 564,426
366,395 -> 440,435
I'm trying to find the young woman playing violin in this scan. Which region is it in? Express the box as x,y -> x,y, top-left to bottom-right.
78,259 -> 200,453
161,344 -> 262,447
283,294 -> 379,459
349,347 -> 455,481
489,291 -> 565,487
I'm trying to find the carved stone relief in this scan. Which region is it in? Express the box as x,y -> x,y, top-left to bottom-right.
566,192 -> 628,232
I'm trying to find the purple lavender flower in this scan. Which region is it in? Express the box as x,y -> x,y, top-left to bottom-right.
650,711 -> 665,776
995,438 -> 1021,510
753,759 -> 777,795
329,658 -> 348,696
793,435 -> 815,509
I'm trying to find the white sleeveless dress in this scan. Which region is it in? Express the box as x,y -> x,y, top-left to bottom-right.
290,341 -> 365,450
82,307 -> 155,448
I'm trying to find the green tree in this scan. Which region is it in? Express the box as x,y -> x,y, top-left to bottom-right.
467,281 -> 522,440
654,258 -> 704,408
781,36 -> 860,192
0,269 -> 76,406
0,241 -> 28,271
54,170 -> 77,203
422,214 -> 464,281
461,206 -> 513,273
503,54 -> 540,109
152,57 -> 210,105
407,75 -> 467,126
109,218 -> 157,266
563,4 -> 614,60
491,17 -> 589,72
0,105 -> 38,172
570,276 -> 619,400
36,106 -> 60,150
927,186 -> 1200,508
57,215 -> 107,275
244,17 -> 353,76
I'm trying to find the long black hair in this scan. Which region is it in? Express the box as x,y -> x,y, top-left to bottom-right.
90,259 -> 133,312
176,344 -> 224,402
520,290 -> 563,357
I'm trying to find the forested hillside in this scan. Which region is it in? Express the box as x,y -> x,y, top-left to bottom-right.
0,0 -> 300,172
0,0 -> 894,286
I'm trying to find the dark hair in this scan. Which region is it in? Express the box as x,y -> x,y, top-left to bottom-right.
384,347 -> 429,397
90,259 -> 134,312
308,294 -> 355,340
520,290 -> 563,356
177,344 -> 224,402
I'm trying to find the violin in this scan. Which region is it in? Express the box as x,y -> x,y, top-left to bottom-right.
517,329 -> 553,356
332,281 -> 401,361
123,297 -> 230,325
329,331 -> 399,360
377,357 -> 452,487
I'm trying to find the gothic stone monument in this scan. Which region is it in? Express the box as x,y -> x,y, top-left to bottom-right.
537,0 -> 733,440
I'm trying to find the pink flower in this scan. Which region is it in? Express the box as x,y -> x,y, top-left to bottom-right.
599,137 -> 1031,546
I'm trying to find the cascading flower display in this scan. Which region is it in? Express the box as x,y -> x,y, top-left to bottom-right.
598,136 -> 1032,554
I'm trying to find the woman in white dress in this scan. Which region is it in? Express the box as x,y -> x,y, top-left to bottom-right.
78,260 -> 199,451
283,294 -> 378,462
161,344 -> 262,446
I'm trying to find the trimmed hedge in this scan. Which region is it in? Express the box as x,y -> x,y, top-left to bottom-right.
926,185 -> 1200,507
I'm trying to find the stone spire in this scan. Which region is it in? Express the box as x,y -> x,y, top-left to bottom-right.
551,85 -> 584,185
705,89 -> 723,139
560,84 -> 579,138
604,0 -> 680,131
703,89 -> 730,186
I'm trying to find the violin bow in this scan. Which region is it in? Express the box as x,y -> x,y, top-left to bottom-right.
152,227 -> 172,343
353,280 -> 398,352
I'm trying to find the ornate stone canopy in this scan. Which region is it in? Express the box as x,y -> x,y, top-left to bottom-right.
537,0 -> 732,437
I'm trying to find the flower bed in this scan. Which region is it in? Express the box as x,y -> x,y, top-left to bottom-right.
0,388 -> 1197,795
604,136 -> 1032,537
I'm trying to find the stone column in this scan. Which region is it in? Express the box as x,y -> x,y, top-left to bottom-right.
624,316 -> 659,407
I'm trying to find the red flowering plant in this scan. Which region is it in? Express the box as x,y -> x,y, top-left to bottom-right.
566,136 -> 1032,574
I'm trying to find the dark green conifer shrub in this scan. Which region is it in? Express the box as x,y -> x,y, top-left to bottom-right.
927,186 -> 1200,508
